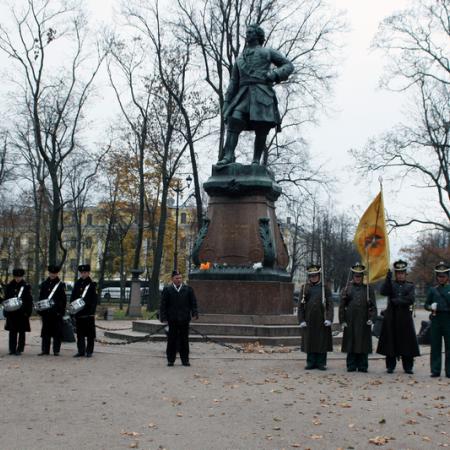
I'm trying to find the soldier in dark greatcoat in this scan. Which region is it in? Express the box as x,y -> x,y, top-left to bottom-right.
3,268 -> 33,355
298,264 -> 333,370
376,260 -> 420,374
218,24 -> 294,166
339,263 -> 377,372
160,271 -> 199,367
425,262 -> 450,378
38,265 -> 67,356
70,264 -> 97,358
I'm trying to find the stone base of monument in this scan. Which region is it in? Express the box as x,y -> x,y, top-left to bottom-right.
104,316 -> 343,347
189,163 -> 294,318
188,279 -> 293,315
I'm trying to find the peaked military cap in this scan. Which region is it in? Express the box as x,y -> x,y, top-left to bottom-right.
393,260 -> 408,272
306,264 -> 321,275
78,264 -> 91,272
12,268 -> 25,277
351,262 -> 366,274
435,261 -> 450,274
172,270 -> 181,277
47,265 -> 61,274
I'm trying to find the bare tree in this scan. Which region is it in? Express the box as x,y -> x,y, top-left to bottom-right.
106,33 -> 154,271
9,114 -> 49,296
0,130 -> 15,196
65,152 -> 104,279
0,0 -> 109,265
119,1 -> 218,231
352,0 -> 449,232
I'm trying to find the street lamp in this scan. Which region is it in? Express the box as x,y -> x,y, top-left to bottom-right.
172,174 -> 192,271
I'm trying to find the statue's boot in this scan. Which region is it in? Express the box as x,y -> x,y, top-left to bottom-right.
217,131 -> 239,165
252,131 -> 268,165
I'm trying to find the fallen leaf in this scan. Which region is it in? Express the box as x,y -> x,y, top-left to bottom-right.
338,402 -> 352,408
368,436 -> 393,446
405,419 -> 418,425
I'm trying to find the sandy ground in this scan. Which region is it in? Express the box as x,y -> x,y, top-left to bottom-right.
1,314 -> 449,450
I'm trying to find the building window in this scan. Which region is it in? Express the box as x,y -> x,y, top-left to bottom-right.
87,214 -> 93,226
85,237 -> 92,249
180,212 -> 187,224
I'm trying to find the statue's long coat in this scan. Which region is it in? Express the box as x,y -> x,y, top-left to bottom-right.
223,46 -> 294,129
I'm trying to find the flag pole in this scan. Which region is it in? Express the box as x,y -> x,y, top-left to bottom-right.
366,177 -> 384,300
365,242 -> 370,304
320,240 -> 326,323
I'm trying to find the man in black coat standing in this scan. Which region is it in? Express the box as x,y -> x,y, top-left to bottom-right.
38,265 -> 67,356
339,263 -> 377,372
3,268 -> 33,355
160,271 -> 198,366
377,260 -> 420,374
70,264 -> 98,358
298,264 -> 334,370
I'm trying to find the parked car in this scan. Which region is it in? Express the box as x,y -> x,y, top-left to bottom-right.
101,287 -> 150,302
101,287 -> 130,301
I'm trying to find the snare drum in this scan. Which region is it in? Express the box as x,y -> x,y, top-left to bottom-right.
2,297 -> 23,312
34,298 -> 54,312
68,298 -> 85,315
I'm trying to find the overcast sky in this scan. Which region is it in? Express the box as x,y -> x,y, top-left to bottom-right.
0,0 -> 435,259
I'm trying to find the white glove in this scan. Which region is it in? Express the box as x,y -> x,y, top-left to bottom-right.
324,320 -> 332,327
431,302 -> 438,311
341,322 -> 347,328
366,320 -> 373,326
299,322 -> 307,328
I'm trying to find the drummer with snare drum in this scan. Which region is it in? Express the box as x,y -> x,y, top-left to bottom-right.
37,265 -> 67,356
3,268 -> 33,355
70,264 -> 98,358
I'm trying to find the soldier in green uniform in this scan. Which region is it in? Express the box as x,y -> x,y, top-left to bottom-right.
298,264 -> 333,370
376,260 -> 420,374
218,24 -> 294,166
424,262 -> 450,378
339,263 -> 377,372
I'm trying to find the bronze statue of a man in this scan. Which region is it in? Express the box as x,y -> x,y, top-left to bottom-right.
218,24 -> 294,166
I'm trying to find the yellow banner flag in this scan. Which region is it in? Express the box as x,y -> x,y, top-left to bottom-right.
353,191 -> 390,284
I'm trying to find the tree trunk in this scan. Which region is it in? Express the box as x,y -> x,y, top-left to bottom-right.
148,182 -> 170,311
133,136 -> 146,270
48,170 -> 62,266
